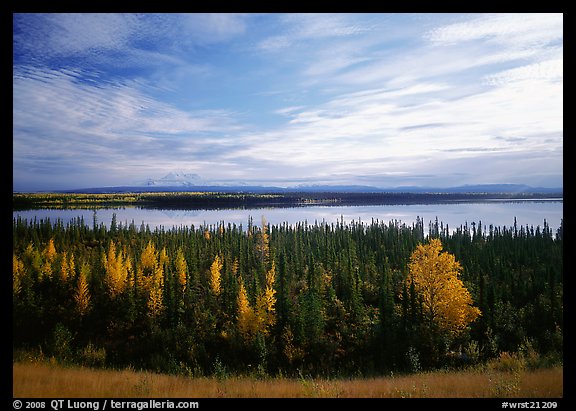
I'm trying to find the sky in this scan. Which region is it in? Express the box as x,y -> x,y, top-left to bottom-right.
13,13 -> 563,192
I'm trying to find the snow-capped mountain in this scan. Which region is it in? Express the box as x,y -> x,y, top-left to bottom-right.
142,171 -> 248,188
145,171 -> 205,187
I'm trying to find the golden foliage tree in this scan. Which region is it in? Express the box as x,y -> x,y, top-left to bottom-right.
75,262 -> 91,316
237,262 -> 277,342
44,238 -> 57,260
102,240 -> 127,299
140,241 -> 158,276
209,254 -> 223,297
124,252 -> 134,290
137,242 -> 165,318
174,247 -> 188,293
40,238 -> 57,280
147,279 -> 164,318
237,277 -> 257,341
257,216 -> 270,264
59,251 -> 75,283
13,254 -> 25,296
140,262 -> 165,318
407,238 -> 481,335
23,242 -> 41,276
256,261 -> 277,334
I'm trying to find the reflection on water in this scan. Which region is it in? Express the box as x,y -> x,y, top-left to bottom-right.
13,201 -> 563,234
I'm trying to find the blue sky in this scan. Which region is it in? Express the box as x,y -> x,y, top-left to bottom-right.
13,13 -> 563,191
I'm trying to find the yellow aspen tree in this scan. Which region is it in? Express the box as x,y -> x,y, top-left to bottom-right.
237,277 -> 256,341
256,261 -> 277,334
124,252 -> 135,290
140,241 -> 158,274
41,238 -> 57,280
40,259 -> 53,280
147,285 -> 164,318
138,240 -> 158,291
174,248 -> 188,293
75,263 -> 91,316
103,240 -> 127,298
24,242 -> 41,274
154,263 -> 164,290
264,262 -> 277,310
257,216 -> 270,264
59,251 -> 70,282
13,254 -> 25,296
407,238 -> 481,335
59,252 -> 75,282
68,253 -> 76,282
159,247 -> 169,269
147,263 -> 165,318
209,254 -> 223,297
44,238 -> 57,260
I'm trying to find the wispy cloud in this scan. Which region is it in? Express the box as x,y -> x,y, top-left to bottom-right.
485,58 -> 563,85
13,13 -> 137,58
13,66 -> 236,137
14,13 -> 251,72
257,13 -> 370,51
248,14 -> 562,187
13,13 -> 563,191
427,13 -> 562,47
13,64 -> 244,188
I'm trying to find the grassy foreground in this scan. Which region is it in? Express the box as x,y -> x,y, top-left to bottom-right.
13,362 -> 562,398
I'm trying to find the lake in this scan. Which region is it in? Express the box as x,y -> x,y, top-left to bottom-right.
13,199 -> 563,235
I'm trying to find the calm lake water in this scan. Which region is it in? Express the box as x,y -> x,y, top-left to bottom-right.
13,199 -> 563,235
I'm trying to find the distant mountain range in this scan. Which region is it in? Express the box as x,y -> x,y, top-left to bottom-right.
62,175 -> 563,196
18,171 -> 542,195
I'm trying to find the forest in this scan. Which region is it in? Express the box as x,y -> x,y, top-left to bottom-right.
12,214 -> 563,378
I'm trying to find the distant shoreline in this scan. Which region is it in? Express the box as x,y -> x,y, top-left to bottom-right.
13,191 -> 563,211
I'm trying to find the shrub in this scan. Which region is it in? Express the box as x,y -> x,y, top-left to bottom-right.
406,346 -> 421,373
518,338 -> 540,370
79,343 -> 107,368
489,352 -> 525,373
51,324 -> 73,362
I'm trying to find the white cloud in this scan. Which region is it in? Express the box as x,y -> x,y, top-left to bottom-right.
486,58 -> 563,85
256,13 -> 370,51
222,64 -> 562,185
274,106 -> 306,116
13,65 -> 245,186
14,13 -> 138,58
180,13 -> 248,44
257,35 -> 293,52
13,13 -> 563,190
427,13 -> 562,47
13,66 -> 236,137
14,13 -> 251,69
286,13 -> 370,38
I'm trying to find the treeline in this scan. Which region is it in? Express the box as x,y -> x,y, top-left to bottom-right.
12,215 -> 563,377
13,191 -> 562,211
12,192 -> 298,210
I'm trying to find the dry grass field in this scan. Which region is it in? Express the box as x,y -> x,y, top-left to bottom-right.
13,362 -> 563,398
